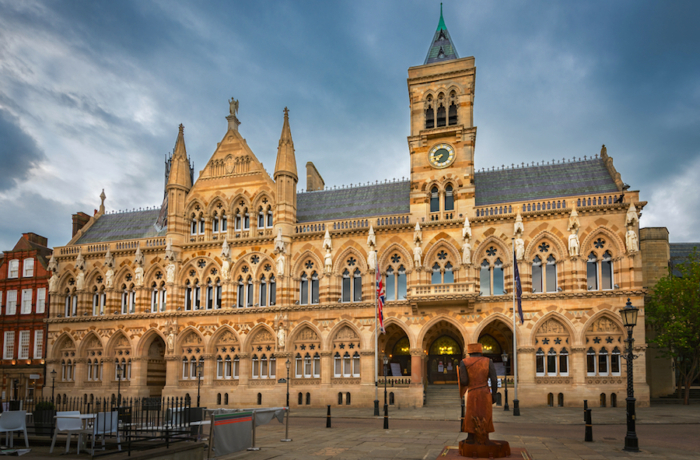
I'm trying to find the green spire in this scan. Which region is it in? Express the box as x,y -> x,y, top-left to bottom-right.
424,3 -> 459,65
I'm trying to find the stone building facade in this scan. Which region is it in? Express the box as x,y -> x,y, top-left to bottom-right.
0,233 -> 52,402
45,10 -> 650,408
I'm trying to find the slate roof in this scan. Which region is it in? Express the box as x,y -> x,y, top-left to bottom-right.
75,209 -> 166,244
424,6 -> 459,65
474,159 -> 620,207
297,181 -> 410,223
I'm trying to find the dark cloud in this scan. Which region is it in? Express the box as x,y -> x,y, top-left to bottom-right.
0,108 -> 45,191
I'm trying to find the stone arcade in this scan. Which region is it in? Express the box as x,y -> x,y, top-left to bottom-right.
45,9 -> 649,409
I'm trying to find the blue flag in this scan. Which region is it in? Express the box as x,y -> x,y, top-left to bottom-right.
513,250 -> 524,324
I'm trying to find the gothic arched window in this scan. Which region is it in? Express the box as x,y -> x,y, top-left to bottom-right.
444,184 -> 454,211
532,256 -> 543,293
480,260 -> 491,296
430,187 -> 439,213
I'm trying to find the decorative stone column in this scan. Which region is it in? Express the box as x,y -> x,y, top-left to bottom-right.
360,350 -> 375,385
571,347 -> 587,386
410,348 -> 424,387
320,351 -> 332,385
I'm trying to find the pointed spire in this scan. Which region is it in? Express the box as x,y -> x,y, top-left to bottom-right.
367,225 -> 376,248
173,124 -> 187,159
424,3 -> 459,65
274,107 -> 298,181
167,124 -> 192,189
99,189 -> 106,214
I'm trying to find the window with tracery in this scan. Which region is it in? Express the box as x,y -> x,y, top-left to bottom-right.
585,316 -> 623,377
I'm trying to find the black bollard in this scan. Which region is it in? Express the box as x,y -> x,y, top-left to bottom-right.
326,405 -> 331,428
584,408 -> 593,442
583,400 -> 588,422
460,398 -> 465,432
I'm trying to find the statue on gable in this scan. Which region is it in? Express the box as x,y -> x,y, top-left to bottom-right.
462,238 -> 472,266
324,248 -> 333,275
166,263 -> 177,284
626,203 -> 639,228
134,246 -> 145,287
514,211 -> 524,236
49,272 -> 59,293
229,97 -> 239,116
274,229 -> 286,277
626,228 -> 639,253
462,216 -> 472,241
515,237 -> 525,261
413,240 -> 423,269
568,228 -> 580,257
220,239 -> 231,280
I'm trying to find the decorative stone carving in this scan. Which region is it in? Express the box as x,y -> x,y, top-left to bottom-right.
413,222 -> 422,243
229,97 -> 239,116
323,229 -> 332,251
277,326 -> 286,349
568,228 -> 580,257
462,216 -> 472,240
413,240 -> 423,269
253,330 -> 274,343
366,225 -> 376,248
626,203 -> 638,228
367,250 -> 377,272
166,263 -> 176,283
567,207 -> 580,232
220,239 -> 231,280
134,246 -> 145,287
48,253 -> 58,273
461,239 -> 472,265
324,248 -> 333,275
75,249 -> 85,271
589,317 -> 619,333
514,237 -> 525,261
76,271 -> 85,291
274,229 -> 285,254
49,272 -> 58,293
276,253 -> 285,277
336,326 -> 357,340
297,328 -> 319,341
537,319 -> 566,335
165,239 -> 175,261
514,211 -> 524,236
626,228 -> 638,253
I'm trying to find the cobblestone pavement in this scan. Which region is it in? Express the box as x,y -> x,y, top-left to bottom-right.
221,417 -> 700,459
290,403 -> 700,425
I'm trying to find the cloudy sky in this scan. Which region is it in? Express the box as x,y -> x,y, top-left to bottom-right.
1,0 -> 699,252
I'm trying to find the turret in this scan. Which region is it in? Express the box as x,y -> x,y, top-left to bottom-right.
166,124 -> 193,244
273,108 -> 298,233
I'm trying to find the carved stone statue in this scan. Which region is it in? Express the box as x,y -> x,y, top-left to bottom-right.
134,266 -> 144,287
414,222 -> 422,243
229,97 -> 239,116
165,239 -> 175,261
626,228 -> 639,253
276,253 -> 285,276
568,229 -> 580,257
166,263 -> 176,283
413,241 -> 423,268
514,211 -> 524,236
134,246 -> 144,267
367,250 -> 377,272
105,268 -> 115,288
76,271 -> 85,291
274,229 -> 285,254
221,259 -> 230,280
626,203 -> 638,228
323,229 -> 332,251
75,250 -> 85,271
462,240 -> 472,265
49,272 -> 58,293
104,247 -> 114,268
220,238 -> 231,259
462,216 -> 472,241
567,207 -> 580,232
324,248 -> 333,275
167,329 -> 175,352
515,237 -> 525,261
366,225 -> 376,248
277,325 -> 286,349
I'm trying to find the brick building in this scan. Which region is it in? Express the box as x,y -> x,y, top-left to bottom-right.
0,233 -> 52,402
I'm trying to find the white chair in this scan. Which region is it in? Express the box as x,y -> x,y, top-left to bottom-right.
91,411 -> 121,452
50,411 -> 90,454
0,410 -> 29,448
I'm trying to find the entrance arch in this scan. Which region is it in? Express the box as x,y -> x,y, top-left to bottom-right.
145,335 -> 166,397
379,323 -> 411,377
421,320 -> 464,384
477,319 -> 513,375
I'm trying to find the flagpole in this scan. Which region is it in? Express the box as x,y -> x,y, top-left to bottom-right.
512,237 -> 520,416
374,249 -> 379,416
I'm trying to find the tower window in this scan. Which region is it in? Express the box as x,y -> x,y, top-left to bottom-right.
444,185 -> 454,211
436,105 -> 446,127
448,102 -> 457,125
430,187 -> 439,213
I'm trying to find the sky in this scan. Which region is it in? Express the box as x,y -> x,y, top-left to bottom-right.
0,0 -> 699,253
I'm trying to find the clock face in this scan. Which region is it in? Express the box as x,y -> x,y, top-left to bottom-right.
428,143 -> 456,169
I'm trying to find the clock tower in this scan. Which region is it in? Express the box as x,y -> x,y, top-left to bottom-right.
407,5 -> 476,221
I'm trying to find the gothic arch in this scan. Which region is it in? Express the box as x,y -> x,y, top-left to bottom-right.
185,198 -> 206,218
77,331 -> 104,356
325,320 -> 365,350
471,314 -> 514,344
230,192 -> 253,215
251,190 -> 274,211
473,235 -> 512,266
530,311 -> 578,347
114,265 -> 134,288
423,237 -> 461,266
580,309 -> 625,344
581,227 -> 625,258
85,268 -> 105,288
289,321 -> 323,348
136,328 -> 167,355
57,269 -> 77,292
242,323 -> 276,352
375,317 -> 415,350
144,263 -> 166,286
418,315 -> 468,351
105,330 -> 132,356
177,257 -> 219,285
524,230 -> 567,262
52,333 -> 76,359
291,250 -> 324,279
206,195 -> 229,215
250,254 -> 275,279
206,325 -> 240,354
377,241 -> 413,273
175,326 -> 205,351
332,245 -> 368,275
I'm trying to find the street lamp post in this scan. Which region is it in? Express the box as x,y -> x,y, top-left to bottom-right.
501,352 -> 510,411
50,369 -> 56,404
281,359 -> 292,442
196,360 -> 204,408
619,298 -> 639,452
382,355 -> 389,430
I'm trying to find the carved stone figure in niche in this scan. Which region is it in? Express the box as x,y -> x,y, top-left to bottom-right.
323,229 -> 332,251
76,271 -> 86,291
134,246 -> 144,267
591,317 -> 618,333
538,319 -> 566,335
277,326 -> 286,349
166,263 -> 176,283
105,269 -> 115,288
49,273 -> 58,293
626,203 -> 638,228
462,239 -> 472,265
626,228 -> 638,253
167,329 -> 175,352
568,228 -> 580,257
414,222 -> 422,243
515,237 -> 525,261
366,226 -> 376,248
276,253 -> 285,277
220,239 -> 231,280
514,211 -> 524,236
134,266 -> 144,287
324,248 -> 333,275
274,229 -> 285,254
462,216 -> 472,240
75,250 -> 85,271
165,239 -> 175,261
367,250 -> 377,272
413,240 -> 423,268
567,207 -> 580,232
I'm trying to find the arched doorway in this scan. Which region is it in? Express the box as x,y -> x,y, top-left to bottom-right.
146,335 -> 166,397
422,321 -> 464,385
477,320 -> 513,375
379,324 -> 411,377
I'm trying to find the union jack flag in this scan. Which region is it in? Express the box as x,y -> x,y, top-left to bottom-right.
376,268 -> 385,334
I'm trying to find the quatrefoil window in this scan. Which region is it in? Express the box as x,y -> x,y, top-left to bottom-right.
347,257 -> 356,266
538,243 -> 550,253
391,254 -> 401,264
486,247 -> 497,257
262,198 -> 268,204
251,256 -> 260,264
594,238 -> 605,249
155,271 -> 163,280
242,266 -> 249,273
189,270 -> 196,277
195,205 -> 200,211
437,250 -> 447,260
197,259 -> 206,268
210,268 -> 218,275
305,261 -> 314,269
68,278 -> 75,285
239,201 -> 244,206
264,264 -> 271,272
217,203 -> 222,208
96,276 -> 103,284
125,274 -> 132,282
